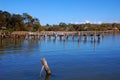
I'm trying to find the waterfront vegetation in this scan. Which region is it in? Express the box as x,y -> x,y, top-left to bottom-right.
0,10 -> 120,32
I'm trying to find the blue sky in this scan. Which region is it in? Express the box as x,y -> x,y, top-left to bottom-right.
0,0 -> 120,25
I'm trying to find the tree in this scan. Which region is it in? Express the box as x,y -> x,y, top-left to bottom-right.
11,14 -> 24,31
59,22 -> 67,30
0,10 -> 42,31
112,23 -> 117,28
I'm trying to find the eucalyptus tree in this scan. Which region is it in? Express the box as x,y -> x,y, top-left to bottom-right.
59,22 -> 67,30
11,14 -> 24,30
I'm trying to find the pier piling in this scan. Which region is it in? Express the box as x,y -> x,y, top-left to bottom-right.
41,58 -> 51,75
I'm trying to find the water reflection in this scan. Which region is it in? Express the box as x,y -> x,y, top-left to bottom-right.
0,35 -> 104,54
53,37 -> 57,44
45,75 -> 50,80
0,38 -> 40,55
1,33 -> 120,80
39,74 -> 50,80
0,38 -> 24,50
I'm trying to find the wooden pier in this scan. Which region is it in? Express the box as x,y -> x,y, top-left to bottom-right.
0,31 -> 106,40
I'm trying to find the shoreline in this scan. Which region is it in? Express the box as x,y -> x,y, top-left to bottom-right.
1,30 -> 120,35
11,30 -> 120,35
0,30 -> 120,39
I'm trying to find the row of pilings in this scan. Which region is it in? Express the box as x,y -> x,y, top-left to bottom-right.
0,31 -> 105,41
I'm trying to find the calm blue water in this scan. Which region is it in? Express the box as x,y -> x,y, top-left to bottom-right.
0,33 -> 120,80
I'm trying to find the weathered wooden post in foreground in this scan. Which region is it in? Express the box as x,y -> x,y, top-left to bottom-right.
41,58 -> 51,75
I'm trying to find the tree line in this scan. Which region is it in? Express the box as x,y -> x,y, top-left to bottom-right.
0,10 -> 42,31
0,10 -> 120,32
43,22 -> 120,31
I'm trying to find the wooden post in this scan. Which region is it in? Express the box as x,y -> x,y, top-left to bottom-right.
41,58 -> 51,75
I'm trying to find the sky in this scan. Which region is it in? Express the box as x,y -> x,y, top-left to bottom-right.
0,0 -> 120,25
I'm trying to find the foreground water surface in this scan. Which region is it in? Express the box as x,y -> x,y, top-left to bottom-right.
0,33 -> 120,80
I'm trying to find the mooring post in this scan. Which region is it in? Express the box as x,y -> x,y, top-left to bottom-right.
41,58 -> 51,75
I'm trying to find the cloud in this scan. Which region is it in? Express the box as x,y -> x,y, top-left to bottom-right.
70,20 -> 103,24
70,22 -> 82,24
85,20 -> 102,24
85,20 -> 90,23
92,21 -> 102,24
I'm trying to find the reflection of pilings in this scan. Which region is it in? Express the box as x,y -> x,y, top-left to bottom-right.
90,34 -> 94,40
79,31 -> 105,37
83,36 -> 87,44
42,32 -> 104,42
0,39 -> 3,47
0,31 -> 105,42
45,75 -> 50,80
72,35 -> 74,41
0,38 -> 25,49
63,36 -> 66,41
59,35 -> 63,41
102,32 -> 104,39
94,32 -> 96,42
63,35 -> 68,41
0,35 -> 3,39
97,37 -> 100,44
66,35 -> 69,40
94,38 -> 96,51
78,35 -> 81,42
78,36 -> 81,48
97,34 -> 101,40
48,35 -> 51,39
83,33 -> 87,41
54,34 -> 57,40
53,36 -> 56,44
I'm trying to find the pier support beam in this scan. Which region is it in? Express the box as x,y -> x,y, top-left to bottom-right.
41,58 -> 51,75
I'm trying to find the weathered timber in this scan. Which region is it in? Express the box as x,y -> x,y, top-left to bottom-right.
41,58 -> 51,75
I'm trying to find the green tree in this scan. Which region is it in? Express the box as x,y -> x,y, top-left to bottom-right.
59,22 -> 67,30
11,14 -> 24,31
